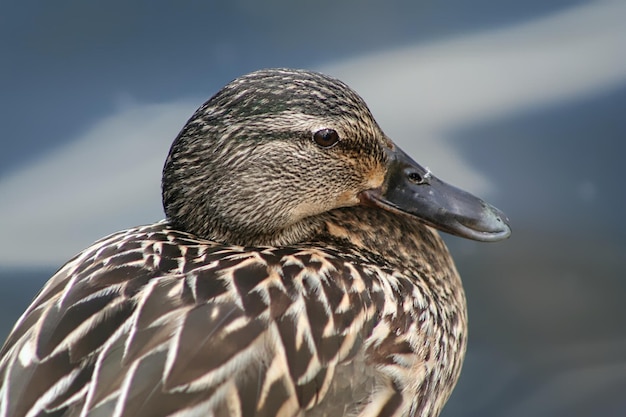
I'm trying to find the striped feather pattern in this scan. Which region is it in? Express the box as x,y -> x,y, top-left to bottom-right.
0,213 -> 465,417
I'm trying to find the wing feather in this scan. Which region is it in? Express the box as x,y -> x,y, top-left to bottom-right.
0,225 -> 396,417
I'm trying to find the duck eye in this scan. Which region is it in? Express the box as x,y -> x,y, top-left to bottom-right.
312,128 -> 340,148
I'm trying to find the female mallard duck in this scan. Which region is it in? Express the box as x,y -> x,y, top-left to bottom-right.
0,68 -> 510,417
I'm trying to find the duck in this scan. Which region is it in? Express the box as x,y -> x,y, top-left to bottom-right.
0,68 -> 510,417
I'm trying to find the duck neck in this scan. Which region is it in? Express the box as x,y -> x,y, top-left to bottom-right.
317,207 -> 459,282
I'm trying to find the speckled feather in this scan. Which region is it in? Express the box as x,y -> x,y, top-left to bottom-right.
0,68 -> 501,417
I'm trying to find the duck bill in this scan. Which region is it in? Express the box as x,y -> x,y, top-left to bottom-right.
361,145 -> 511,242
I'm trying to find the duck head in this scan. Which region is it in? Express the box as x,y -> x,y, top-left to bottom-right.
162,68 -> 511,246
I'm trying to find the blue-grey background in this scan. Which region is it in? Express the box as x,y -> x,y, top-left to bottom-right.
1,1 -> 625,416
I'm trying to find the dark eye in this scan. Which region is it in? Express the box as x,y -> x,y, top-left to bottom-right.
312,128 -> 340,148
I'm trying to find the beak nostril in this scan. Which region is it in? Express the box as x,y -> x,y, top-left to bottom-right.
408,172 -> 426,185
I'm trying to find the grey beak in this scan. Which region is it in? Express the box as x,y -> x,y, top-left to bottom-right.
360,145 -> 511,242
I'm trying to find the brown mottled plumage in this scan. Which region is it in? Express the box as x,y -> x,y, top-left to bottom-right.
0,68 -> 510,417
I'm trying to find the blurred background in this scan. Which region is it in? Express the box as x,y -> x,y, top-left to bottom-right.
1,1 -> 625,415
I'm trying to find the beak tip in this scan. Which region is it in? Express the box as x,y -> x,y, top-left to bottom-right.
462,204 -> 512,242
